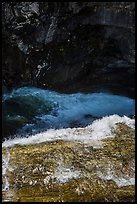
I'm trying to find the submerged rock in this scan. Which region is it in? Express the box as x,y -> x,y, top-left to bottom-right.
2,123 -> 135,202
2,115 -> 27,137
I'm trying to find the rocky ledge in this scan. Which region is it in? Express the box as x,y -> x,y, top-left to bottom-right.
2,123 -> 135,202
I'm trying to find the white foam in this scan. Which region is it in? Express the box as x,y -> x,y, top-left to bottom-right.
2,150 -> 10,191
115,177 -> 135,187
90,114 -> 135,140
98,170 -> 135,187
2,114 -> 135,148
52,166 -> 80,183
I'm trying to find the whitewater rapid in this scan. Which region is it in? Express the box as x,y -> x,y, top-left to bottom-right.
2,87 -> 135,137
2,87 -> 135,197
2,114 -> 135,148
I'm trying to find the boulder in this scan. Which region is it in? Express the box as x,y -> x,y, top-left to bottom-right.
2,123 -> 135,202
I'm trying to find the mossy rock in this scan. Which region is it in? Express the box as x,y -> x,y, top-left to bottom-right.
2,123 -> 135,202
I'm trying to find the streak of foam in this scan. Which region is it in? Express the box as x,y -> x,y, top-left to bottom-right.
97,170 -> 135,187
2,149 -> 10,192
2,114 -> 135,148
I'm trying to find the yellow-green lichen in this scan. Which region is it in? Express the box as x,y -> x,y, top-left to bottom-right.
2,123 -> 135,202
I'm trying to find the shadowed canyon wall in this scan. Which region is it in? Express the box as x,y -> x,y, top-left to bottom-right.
2,2 -> 135,97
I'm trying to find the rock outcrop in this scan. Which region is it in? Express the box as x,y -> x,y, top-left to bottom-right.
2,2 -> 135,97
2,123 -> 135,202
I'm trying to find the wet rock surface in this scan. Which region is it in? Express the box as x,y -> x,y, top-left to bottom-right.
2,123 -> 135,202
2,2 -> 135,98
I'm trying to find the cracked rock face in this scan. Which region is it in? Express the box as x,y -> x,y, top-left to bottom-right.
2,2 -> 135,97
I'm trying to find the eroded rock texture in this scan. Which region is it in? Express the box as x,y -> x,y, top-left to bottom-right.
2,123 -> 135,202
2,2 -> 135,97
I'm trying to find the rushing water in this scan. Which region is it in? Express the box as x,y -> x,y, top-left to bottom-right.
2,86 -> 135,202
2,86 -> 135,139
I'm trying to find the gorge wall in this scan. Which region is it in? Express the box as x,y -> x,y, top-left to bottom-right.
2,2 -> 135,97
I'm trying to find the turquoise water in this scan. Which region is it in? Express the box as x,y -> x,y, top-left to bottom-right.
2,86 -> 135,138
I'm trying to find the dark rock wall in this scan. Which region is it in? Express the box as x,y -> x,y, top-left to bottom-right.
2,2 -> 135,97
